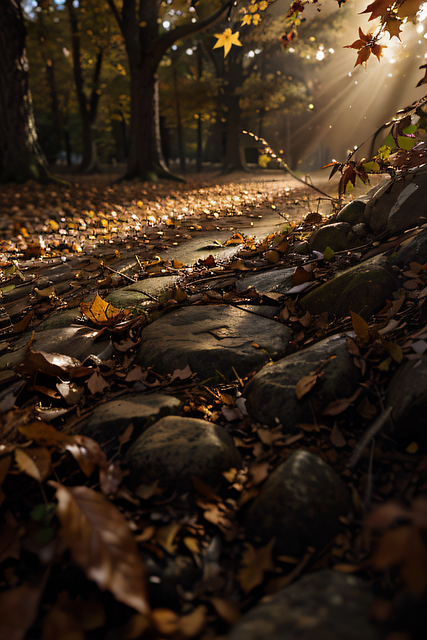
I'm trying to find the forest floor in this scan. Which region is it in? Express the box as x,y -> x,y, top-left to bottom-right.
0,165 -> 425,640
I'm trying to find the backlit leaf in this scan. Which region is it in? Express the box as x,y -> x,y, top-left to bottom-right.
49,482 -> 150,615
80,293 -> 128,325
213,28 -> 242,58
350,310 -> 369,341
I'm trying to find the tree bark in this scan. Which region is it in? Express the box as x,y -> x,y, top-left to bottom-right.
66,0 -> 103,173
107,0 -> 232,182
221,51 -> 248,174
0,0 -> 51,183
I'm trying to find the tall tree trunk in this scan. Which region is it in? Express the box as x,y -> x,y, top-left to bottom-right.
0,0 -> 52,183
196,43 -> 203,173
173,65 -> 186,174
221,52 -> 248,174
107,0 -> 232,182
66,0 -> 102,173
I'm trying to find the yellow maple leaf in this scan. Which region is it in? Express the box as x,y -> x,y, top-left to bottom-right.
249,2 -> 259,11
259,0 -> 269,9
80,292 -> 128,325
252,12 -> 261,24
241,13 -> 252,25
213,28 -> 242,58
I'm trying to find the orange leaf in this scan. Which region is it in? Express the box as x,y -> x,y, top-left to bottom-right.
350,310 -> 369,342
49,482 -> 150,616
295,373 -> 318,400
360,0 -> 391,21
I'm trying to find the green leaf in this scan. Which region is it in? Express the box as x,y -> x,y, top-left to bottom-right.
398,135 -> 416,151
403,124 -> 417,135
377,144 -> 391,161
323,246 -> 335,261
363,160 -> 380,172
383,134 -> 396,149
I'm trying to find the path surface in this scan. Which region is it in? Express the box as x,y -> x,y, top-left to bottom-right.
2,166 -> 419,640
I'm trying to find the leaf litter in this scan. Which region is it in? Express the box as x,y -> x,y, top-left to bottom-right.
0,170 -> 427,638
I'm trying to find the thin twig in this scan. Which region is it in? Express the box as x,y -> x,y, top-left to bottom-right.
347,406 -> 393,468
102,263 -> 137,283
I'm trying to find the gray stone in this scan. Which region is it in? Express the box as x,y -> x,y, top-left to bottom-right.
105,275 -> 179,308
309,222 -> 352,253
390,226 -> 427,267
227,569 -> 379,640
245,333 -> 361,429
137,305 -> 292,382
37,308 -> 82,331
236,268 -> 294,294
245,450 -> 350,557
14,326 -> 111,362
74,393 -> 182,451
336,199 -> 367,225
299,255 -> 399,320
387,356 -> 427,446
125,415 -> 241,490
365,168 -> 427,234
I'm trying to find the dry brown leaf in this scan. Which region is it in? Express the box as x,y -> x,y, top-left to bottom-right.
295,373 -> 317,400
64,435 -> 108,477
151,608 -> 179,635
86,371 -> 110,395
265,250 -> 280,264
49,482 -> 150,615
0,572 -> 48,640
209,598 -> 241,625
323,387 -> 362,416
179,605 -> 208,638
292,266 -> 312,286
247,460 -> 270,487
170,364 -> 193,382
238,538 -> 276,594
14,447 -> 51,482
155,521 -> 181,554
330,423 -> 347,448
350,310 -> 369,342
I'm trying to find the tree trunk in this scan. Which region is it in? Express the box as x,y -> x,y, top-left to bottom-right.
221,52 -> 248,174
107,0 -> 232,182
66,0 -> 102,173
0,0 -> 51,183
173,65 -> 186,174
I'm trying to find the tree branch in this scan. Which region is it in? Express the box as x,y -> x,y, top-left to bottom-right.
106,0 -> 123,36
152,0 -> 232,65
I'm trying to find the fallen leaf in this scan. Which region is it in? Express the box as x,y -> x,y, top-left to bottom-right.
179,605 -> 208,637
330,423 -> 347,447
49,482 -> 150,615
151,608 -> 179,635
14,447 -> 51,482
86,371 -> 110,395
350,310 -> 369,342
80,293 -> 128,325
170,365 -> 193,382
295,373 -> 318,400
155,521 -> 181,554
323,387 -> 362,416
0,577 -> 47,640
208,598 -> 241,625
238,538 -> 276,593
292,265 -> 312,286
